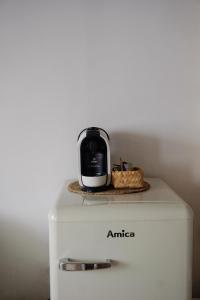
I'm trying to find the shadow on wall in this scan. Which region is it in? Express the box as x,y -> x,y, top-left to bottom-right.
110,130 -> 200,297
0,219 -> 49,300
110,131 -> 161,176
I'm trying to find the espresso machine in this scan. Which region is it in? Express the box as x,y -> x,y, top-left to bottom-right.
77,127 -> 111,192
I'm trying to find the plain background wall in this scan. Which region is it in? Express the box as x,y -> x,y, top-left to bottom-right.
0,0 -> 200,299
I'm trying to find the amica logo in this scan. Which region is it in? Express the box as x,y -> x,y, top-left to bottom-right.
107,229 -> 135,238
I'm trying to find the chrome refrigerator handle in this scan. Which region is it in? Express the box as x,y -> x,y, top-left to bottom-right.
59,258 -> 112,271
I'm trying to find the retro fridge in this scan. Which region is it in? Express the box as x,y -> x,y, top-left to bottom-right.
49,178 -> 193,300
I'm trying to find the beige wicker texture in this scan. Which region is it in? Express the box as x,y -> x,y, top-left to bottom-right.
68,180 -> 150,195
112,168 -> 144,189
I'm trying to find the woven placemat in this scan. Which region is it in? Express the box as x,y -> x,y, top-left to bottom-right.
68,181 -> 150,195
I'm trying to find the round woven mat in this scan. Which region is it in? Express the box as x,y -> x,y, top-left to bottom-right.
68,181 -> 150,195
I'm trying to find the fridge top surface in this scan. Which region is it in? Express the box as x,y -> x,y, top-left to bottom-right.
49,178 -> 193,222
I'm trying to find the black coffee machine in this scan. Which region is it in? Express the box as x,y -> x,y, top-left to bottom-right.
77,127 -> 111,192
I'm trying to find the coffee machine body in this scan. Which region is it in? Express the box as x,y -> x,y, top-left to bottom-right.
77,127 -> 111,192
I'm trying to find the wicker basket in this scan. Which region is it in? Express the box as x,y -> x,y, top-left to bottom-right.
112,167 -> 144,189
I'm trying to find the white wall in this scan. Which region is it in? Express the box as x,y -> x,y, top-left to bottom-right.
0,0 -> 200,299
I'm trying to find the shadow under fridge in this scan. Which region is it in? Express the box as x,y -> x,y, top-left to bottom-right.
49,178 -> 193,300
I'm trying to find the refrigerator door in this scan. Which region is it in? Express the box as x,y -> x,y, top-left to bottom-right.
49,218 -> 192,300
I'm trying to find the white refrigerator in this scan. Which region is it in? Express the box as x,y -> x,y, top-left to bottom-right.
49,178 -> 193,300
